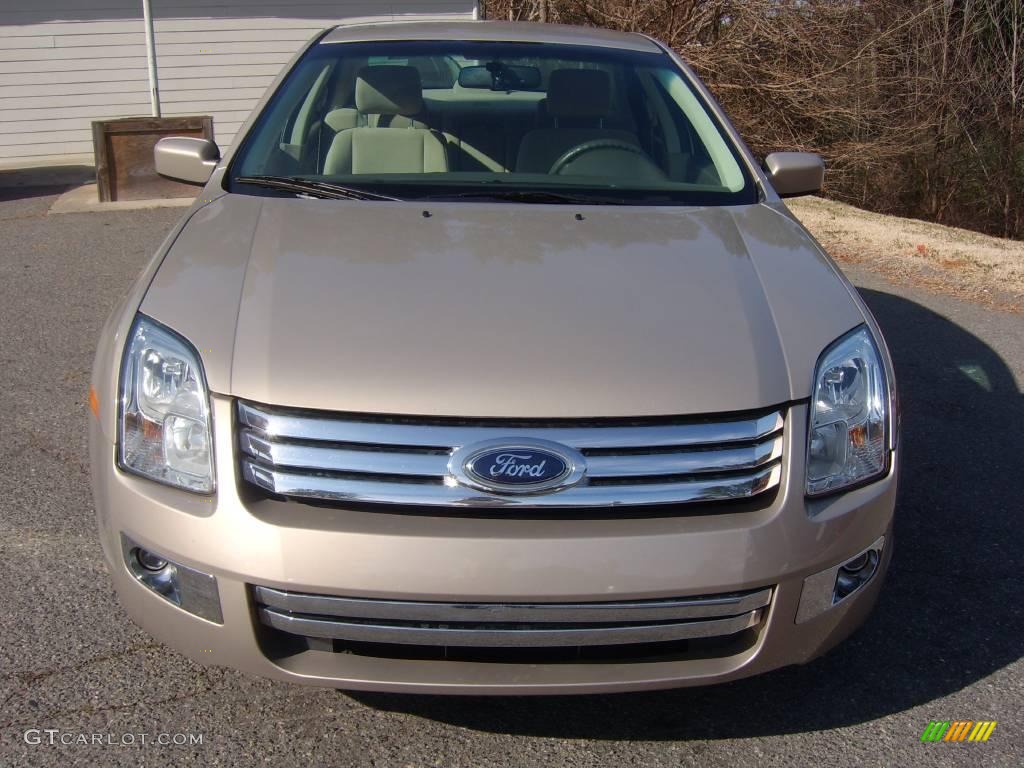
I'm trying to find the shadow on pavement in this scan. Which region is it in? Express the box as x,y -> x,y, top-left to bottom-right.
349,287 -> 1024,739
0,165 -> 94,202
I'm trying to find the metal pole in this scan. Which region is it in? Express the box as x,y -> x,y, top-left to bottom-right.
142,0 -> 161,117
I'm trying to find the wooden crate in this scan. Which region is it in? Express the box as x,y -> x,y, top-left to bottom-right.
92,116 -> 213,202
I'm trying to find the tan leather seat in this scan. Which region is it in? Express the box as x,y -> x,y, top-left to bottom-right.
324,66 -> 448,175
516,69 -> 638,174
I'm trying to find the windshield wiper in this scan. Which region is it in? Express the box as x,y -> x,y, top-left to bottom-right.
234,176 -> 401,201
419,189 -> 628,205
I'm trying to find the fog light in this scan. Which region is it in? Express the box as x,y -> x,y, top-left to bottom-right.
136,549 -> 169,572
834,549 -> 880,600
842,551 -> 871,573
796,536 -> 885,623
120,534 -> 223,623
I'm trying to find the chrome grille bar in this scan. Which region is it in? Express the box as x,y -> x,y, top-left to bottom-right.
240,432 -> 446,477
238,401 -> 783,450
238,401 -> 785,509
253,585 -> 772,623
258,609 -> 762,647
240,430 -> 783,479
242,462 -> 781,508
587,438 -> 782,477
253,585 -> 771,648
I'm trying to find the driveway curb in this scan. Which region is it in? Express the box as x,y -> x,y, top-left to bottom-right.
49,183 -> 195,214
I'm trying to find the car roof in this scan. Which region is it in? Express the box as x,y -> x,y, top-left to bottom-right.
319,20 -> 663,54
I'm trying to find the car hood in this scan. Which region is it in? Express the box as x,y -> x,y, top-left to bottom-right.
141,195 -> 865,417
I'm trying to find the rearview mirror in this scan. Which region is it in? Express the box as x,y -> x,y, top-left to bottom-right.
458,64 -> 542,90
764,152 -> 824,198
154,137 -> 220,185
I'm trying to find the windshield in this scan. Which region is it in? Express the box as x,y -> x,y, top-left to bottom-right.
228,40 -> 756,205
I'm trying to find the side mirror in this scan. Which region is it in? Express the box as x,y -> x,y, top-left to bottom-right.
764,152 -> 824,198
154,137 -> 220,185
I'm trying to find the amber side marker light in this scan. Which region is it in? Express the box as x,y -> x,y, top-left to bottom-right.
88,386 -> 100,419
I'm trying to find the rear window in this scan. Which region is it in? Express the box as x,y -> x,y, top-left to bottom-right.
366,55 -> 459,89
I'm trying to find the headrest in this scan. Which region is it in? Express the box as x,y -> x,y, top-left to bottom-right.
355,65 -> 423,116
546,69 -> 612,120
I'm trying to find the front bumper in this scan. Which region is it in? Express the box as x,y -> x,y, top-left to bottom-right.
91,396 -> 896,695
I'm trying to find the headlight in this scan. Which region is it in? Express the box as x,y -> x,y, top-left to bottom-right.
807,325 -> 889,495
118,315 -> 214,493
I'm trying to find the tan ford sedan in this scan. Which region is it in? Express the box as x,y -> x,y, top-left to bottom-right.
89,21 -> 898,694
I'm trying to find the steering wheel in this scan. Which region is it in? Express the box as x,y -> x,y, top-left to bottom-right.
549,139 -> 648,175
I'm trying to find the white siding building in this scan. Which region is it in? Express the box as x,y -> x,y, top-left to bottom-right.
0,1 -> 478,167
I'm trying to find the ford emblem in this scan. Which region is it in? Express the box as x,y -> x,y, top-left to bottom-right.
448,438 -> 586,495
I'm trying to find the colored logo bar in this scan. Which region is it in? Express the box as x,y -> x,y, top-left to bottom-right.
920,721 -> 997,742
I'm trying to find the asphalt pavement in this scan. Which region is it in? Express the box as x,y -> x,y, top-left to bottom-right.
1,183 -> 1022,767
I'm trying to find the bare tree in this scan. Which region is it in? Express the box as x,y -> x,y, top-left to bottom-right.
482,0 -> 1024,239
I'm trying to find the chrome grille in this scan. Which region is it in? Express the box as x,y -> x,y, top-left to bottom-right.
253,585 -> 771,648
237,401 -> 784,509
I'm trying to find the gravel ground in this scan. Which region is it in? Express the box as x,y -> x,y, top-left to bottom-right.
789,196 -> 1024,310
1,186 -> 1022,767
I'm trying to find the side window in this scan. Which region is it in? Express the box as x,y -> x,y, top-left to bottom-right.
649,76 -> 720,186
281,63 -> 333,172
236,58 -> 335,178
651,68 -> 746,190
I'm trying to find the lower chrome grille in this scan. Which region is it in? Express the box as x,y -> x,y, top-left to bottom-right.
253,586 -> 771,648
237,401 -> 785,509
